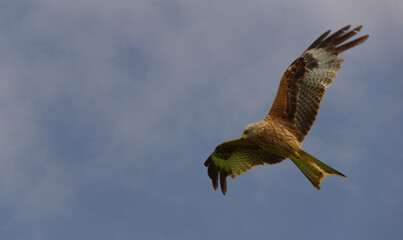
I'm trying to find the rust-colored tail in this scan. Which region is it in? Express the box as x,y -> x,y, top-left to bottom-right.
290,150 -> 345,190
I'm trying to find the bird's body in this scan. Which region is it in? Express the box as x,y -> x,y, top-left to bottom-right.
244,119 -> 301,159
204,25 -> 368,195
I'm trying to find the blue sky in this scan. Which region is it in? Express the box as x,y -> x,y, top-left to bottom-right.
0,0 -> 402,239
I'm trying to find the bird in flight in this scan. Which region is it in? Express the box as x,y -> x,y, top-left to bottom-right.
204,25 -> 368,195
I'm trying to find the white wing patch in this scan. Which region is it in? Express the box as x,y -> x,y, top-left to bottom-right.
292,49 -> 345,141
304,48 -> 344,88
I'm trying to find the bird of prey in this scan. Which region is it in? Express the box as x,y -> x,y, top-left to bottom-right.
204,25 -> 368,195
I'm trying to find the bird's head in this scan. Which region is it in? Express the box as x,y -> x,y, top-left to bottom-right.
241,122 -> 259,141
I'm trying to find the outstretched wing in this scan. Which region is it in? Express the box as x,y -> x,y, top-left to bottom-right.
267,25 -> 369,142
204,138 -> 285,195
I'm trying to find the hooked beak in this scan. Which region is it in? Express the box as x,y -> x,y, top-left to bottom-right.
241,134 -> 246,140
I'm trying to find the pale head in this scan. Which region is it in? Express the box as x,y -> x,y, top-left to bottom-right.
241,122 -> 260,141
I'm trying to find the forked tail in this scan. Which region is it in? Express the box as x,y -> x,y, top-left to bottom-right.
290,150 -> 345,190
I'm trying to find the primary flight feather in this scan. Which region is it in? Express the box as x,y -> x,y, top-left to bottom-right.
204,25 -> 368,195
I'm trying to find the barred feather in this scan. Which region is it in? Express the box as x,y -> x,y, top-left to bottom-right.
268,26 -> 368,141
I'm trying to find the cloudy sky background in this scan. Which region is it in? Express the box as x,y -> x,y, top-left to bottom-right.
0,0 -> 402,239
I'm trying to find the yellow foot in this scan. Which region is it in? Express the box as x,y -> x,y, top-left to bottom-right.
294,151 -> 301,160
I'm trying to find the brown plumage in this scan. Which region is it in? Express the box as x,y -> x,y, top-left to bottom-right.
205,25 -> 368,195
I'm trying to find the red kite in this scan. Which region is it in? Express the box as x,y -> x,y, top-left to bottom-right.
205,25 -> 368,195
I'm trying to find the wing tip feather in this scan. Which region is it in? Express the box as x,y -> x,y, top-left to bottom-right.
220,171 -> 228,195
336,34 -> 369,52
205,155 -> 228,195
308,25 -> 368,53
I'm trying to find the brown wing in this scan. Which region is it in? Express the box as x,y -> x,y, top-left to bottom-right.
204,138 -> 285,195
267,25 -> 369,142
